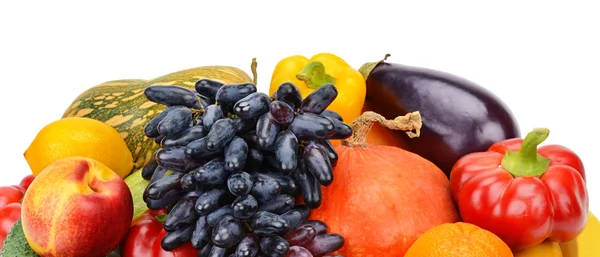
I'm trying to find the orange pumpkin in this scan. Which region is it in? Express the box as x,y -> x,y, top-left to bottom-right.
309,111 -> 460,257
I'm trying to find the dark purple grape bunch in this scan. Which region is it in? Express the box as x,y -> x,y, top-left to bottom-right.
139,79 -> 351,257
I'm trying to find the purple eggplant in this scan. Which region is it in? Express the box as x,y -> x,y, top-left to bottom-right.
359,54 -> 520,176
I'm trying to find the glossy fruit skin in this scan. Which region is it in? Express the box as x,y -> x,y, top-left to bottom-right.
288,113 -> 335,140
147,172 -> 186,199
216,83 -> 258,110
205,118 -> 236,151
0,177 -> 30,251
156,146 -> 204,173
224,137 -> 248,172
234,92 -> 272,120
272,82 -> 302,110
236,235 -> 260,257
227,172 -> 254,197
161,125 -> 207,149
0,186 -> 24,209
259,194 -> 295,215
203,104 -> 224,131
303,142 -> 333,186
163,196 -> 198,232
250,211 -> 290,237
193,159 -> 229,187
194,79 -> 224,99
121,209 -> 197,257
294,163 -> 322,209
144,85 -> 203,110
0,203 -> 21,250
269,101 -> 295,126
156,106 -> 193,137
211,214 -> 244,248
146,107 -> 174,138
232,195 -> 259,220
450,134 -> 588,251
18,175 -> 35,191
195,189 -> 234,216
273,130 -> 299,173
299,84 -> 338,115
361,60 -> 521,176
256,113 -> 280,149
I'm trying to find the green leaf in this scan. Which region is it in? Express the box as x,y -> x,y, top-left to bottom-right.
124,168 -> 149,220
0,219 -> 39,257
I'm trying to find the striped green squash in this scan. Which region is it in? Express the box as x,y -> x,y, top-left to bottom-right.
62,65 -> 254,174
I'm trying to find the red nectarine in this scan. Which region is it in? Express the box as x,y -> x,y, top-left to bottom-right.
21,156 -> 133,257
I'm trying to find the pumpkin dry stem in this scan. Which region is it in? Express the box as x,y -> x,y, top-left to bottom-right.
342,111 -> 423,148
251,58 -> 258,85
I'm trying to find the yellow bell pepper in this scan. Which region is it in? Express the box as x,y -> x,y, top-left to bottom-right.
269,53 -> 366,123
559,211 -> 600,257
513,211 -> 600,257
513,240 -> 564,257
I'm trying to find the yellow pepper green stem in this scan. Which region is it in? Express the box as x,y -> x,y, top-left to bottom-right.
296,61 -> 337,89
501,128 -> 551,177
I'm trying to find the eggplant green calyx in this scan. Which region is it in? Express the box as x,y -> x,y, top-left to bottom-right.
358,53 -> 391,79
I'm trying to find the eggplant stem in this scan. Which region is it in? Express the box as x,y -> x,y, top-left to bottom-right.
358,53 -> 391,79
342,111 -> 422,148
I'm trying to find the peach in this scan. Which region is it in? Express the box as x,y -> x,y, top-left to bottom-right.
21,156 -> 133,257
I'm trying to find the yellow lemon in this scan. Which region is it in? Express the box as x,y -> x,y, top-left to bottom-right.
24,117 -> 133,179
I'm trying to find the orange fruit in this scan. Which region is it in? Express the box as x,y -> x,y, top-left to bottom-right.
404,222 -> 514,257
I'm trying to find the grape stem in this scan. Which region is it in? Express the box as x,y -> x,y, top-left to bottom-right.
251,58 -> 258,85
342,111 -> 422,148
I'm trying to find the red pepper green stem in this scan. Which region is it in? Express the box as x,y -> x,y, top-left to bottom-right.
296,61 -> 337,89
156,213 -> 167,223
501,128 -> 551,177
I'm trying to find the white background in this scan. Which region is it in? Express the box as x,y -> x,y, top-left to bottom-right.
1,1 -> 598,214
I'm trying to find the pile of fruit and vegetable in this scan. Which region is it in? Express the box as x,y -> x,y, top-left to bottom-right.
1,53 -> 597,257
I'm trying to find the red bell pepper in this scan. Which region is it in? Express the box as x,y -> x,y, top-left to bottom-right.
121,208 -> 197,257
19,175 -> 35,191
449,128 -> 588,251
0,175 -> 34,250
